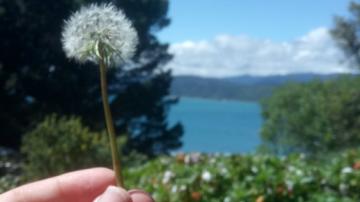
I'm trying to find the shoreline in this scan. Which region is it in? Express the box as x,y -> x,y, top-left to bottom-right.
174,95 -> 260,104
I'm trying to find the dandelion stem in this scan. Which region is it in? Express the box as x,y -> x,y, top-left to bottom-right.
99,57 -> 124,187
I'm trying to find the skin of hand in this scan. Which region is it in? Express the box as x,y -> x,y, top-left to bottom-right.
0,167 -> 154,202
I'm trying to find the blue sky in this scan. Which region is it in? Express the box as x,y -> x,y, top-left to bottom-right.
159,0 -> 352,43
158,1 -> 355,77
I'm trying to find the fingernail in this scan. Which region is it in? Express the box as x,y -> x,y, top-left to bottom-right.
95,186 -> 131,202
129,189 -> 155,202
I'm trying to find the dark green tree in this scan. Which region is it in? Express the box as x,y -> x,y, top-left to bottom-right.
0,0 -> 182,156
331,1 -> 360,69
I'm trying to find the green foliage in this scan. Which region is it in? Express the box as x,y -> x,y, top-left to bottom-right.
260,76 -> 360,156
0,149 -> 22,193
331,1 -> 360,69
123,150 -> 360,202
21,114 -> 111,180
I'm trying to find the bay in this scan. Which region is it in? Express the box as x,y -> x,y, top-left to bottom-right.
169,97 -> 262,153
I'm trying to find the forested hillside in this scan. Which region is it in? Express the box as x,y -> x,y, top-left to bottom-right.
171,73 -> 343,101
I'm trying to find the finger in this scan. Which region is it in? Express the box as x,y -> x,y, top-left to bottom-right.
129,189 -> 154,202
0,167 -> 115,202
95,186 -> 131,202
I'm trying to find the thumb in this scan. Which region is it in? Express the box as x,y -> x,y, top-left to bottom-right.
94,186 -> 132,202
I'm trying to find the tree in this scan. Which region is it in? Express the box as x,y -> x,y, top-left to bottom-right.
331,1 -> 360,69
260,77 -> 360,156
0,0 -> 182,156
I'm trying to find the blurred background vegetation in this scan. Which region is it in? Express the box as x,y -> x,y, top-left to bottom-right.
2,0 -> 360,201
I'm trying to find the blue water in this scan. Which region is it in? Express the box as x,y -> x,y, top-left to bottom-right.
169,97 -> 262,153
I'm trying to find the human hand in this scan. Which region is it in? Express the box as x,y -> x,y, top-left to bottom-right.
0,167 -> 154,202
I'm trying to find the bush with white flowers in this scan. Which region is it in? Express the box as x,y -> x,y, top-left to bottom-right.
2,149 -> 360,201
123,150 -> 360,202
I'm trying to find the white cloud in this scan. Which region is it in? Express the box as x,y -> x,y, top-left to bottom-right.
166,27 -> 351,77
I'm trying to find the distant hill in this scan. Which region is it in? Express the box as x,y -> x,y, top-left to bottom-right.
171,73 -> 346,101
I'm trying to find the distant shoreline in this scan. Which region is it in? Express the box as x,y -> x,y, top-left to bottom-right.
174,95 -> 260,104
171,73 -> 346,102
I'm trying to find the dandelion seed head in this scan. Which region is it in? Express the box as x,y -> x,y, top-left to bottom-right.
61,3 -> 138,66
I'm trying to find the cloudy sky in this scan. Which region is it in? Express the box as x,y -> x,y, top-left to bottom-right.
158,0 -> 354,78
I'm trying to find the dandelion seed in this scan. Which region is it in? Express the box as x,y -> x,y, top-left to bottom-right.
62,3 -> 138,66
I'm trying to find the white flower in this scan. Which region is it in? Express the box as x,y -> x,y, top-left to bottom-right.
295,169 -> 304,176
184,154 -> 191,164
287,165 -> 296,172
339,183 -> 348,194
251,166 -> 258,174
285,180 -> 294,191
171,185 -> 178,193
220,167 -> 228,176
300,176 -> 314,184
162,170 -> 174,184
62,3 -> 138,66
245,175 -> 254,182
209,157 -> 217,164
184,152 -> 202,164
341,167 -> 353,174
288,165 -> 303,176
201,170 -> 212,182
180,185 -> 187,191
223,197 -> 231,202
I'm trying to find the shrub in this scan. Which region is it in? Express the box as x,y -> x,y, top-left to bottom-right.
21,114 -> 111,180
124,150 -> 360,202
0,148 -> 22,193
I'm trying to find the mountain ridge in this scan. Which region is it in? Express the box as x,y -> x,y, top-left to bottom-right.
171,73 -> 348,101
